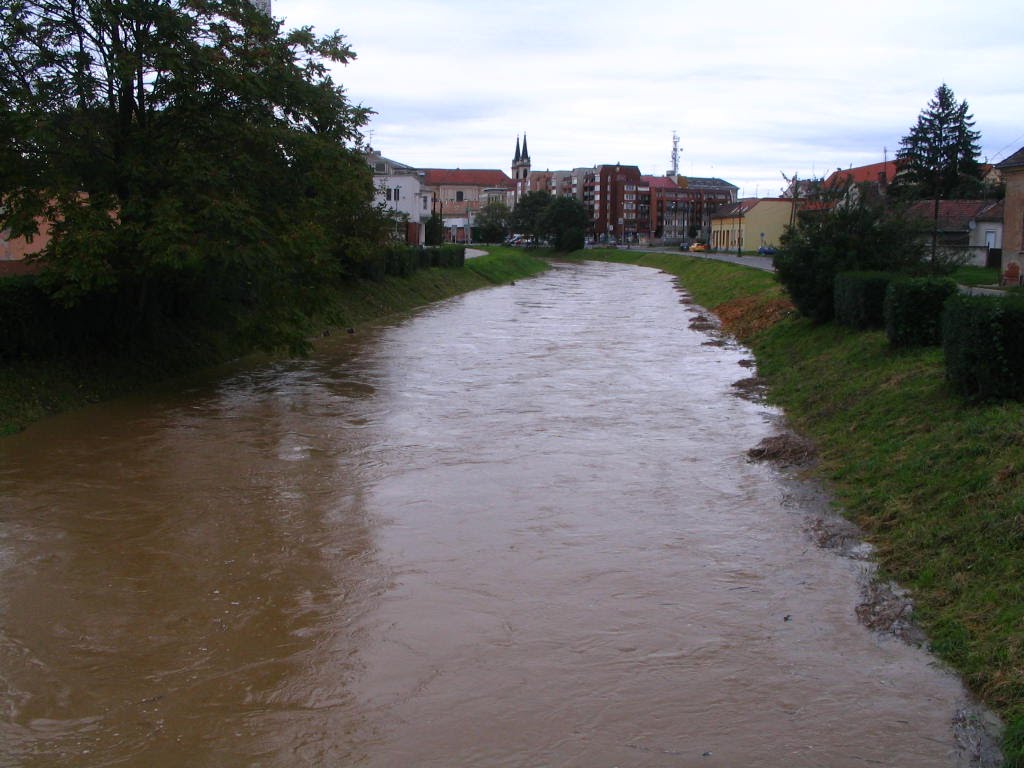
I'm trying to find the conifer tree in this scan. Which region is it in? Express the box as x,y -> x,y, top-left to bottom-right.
894,84 -> 983,199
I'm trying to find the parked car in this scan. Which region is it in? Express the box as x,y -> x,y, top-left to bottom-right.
690,243 -> 708,252
757,245 -> 776,256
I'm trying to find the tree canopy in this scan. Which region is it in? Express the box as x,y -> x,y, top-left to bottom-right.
893,83 -> 984,200
0,0 -> 384,350
774,199 -> 930,323
473,200 -> 510,243
509,191 -> 551,242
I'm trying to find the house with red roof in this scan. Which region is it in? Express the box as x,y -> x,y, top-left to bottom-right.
420,167 -> 513,243
906,199 -> 1004,266
823,160 -> 899,192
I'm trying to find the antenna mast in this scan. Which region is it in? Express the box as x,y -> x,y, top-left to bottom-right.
669,131 -> 680,177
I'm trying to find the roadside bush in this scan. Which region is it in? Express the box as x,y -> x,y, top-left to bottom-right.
884,277 -> 957,347
383,244 -> 416,277
773,202 -> 927,323
943,293 -> 1024,401
833,271 -> 897,329
432,244 -> 466,268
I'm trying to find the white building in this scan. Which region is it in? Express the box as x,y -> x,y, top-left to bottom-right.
366,148 -> 432,245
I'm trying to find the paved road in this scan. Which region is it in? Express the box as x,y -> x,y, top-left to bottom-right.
632,246 -> 776,272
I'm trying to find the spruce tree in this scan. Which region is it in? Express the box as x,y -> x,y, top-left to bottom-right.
894,84 -> 983,199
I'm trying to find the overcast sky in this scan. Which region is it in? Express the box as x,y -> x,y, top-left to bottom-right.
276,0 -> 1023,198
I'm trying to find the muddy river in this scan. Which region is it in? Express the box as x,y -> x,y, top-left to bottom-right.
0,261 -> 992,766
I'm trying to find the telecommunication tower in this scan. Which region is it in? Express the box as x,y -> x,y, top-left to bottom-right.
668,132 -> 680,177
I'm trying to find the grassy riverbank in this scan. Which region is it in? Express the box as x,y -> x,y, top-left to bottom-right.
0,248 -> 548,435
580,247 -> 1023,764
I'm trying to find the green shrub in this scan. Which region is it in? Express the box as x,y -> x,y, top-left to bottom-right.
833,271 -> 897,329
383,244 -> 420,277
943,293 -> 1024,401
556,226 -> 585,253
774,202 -> 927,323
884,277 -> 957,347
434,244 -> 466,268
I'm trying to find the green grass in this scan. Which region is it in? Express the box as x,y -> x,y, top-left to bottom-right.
570,247 -> 782,307
0,251 -> 549,435
583,249 -> 1023,764
952,264 -> 1000,286
466,246 -> 550,283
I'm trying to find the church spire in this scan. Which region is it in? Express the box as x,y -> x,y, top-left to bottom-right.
521,134 -> 529,161
514,136 -> 521,164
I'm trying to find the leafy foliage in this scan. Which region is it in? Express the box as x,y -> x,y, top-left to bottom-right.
833,271 -> 897,330
0,0 -> 384,352
942,294 -> 1024,401
541,196 -> 588,252
893,83 -> 984,200
773,201 -> 928,323
424,212 -> 444,246
474,200 -> 511,243
509,191 -> 552,242
883,276 -> 957,347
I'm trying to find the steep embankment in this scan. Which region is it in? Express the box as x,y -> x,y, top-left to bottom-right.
0,248 -> 548,435
581,247 -> 1023,765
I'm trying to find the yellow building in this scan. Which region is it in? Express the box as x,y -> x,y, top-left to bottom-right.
709,198 -> 800,253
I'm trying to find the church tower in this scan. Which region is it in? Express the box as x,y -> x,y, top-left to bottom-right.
512,134 -> 531,206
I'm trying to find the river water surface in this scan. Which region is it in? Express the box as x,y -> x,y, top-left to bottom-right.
1,261 -> 984,766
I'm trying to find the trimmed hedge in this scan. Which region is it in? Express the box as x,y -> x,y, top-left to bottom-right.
833,271 -> 897,330
351,243 -> 466,280
943,293 -> 1024,401
884,277 -> 958,347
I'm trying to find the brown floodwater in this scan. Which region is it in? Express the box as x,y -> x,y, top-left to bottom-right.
0,261 -> 991,766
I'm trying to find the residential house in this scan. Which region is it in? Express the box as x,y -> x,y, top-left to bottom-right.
907,200 -> 1005,266
365,148 -> 432,245
786,161 -> 898,213
710,198 -> 799,253
997,146 -> 1024,272
823,160 -> 898,196
421,168 -> 514,243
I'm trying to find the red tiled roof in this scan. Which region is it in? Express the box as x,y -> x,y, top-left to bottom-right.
422,169 -> 513,187
824,161 -> 898,188
906,199 -> 1001,231
976,200 -> 1004,222
642,175 -> 679,190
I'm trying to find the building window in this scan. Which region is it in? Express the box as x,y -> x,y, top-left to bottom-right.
393,187 -> 400,201
456,191 -> 464,202
386,188 -> 392,201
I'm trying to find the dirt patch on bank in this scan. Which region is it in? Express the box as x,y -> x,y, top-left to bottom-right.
713,294 -> 794,341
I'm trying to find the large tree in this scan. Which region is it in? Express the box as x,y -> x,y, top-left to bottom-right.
540,196 -> 587,252
509,190 -> 551,243
0,0 -> 382,349
893,83 -> 984,199
473,200 -> 510,243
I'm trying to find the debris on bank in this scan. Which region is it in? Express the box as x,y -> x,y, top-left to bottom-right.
746,432 -> 816,466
